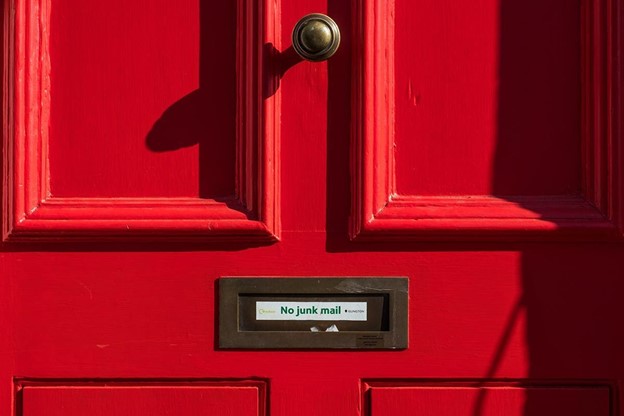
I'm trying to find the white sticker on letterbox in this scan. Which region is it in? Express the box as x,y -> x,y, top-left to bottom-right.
256,302 -> 367,321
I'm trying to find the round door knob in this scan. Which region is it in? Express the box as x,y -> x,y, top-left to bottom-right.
292,14 -> 341,62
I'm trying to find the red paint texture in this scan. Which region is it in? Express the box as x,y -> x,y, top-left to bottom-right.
2,0 -> 623,415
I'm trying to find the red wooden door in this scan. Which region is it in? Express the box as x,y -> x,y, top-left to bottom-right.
2,0 -> 623,415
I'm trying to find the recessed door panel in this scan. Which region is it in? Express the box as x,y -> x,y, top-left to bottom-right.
368,384 -> 611,416
3,0 -> 280,241
49,0 -> 211,199
394,0 -> 581,197
350,0 -> 621,241
20,382 -> 266,416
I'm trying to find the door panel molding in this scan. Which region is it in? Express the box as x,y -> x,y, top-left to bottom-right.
362,380 -> 614,416
2,0 -> 280,242
350,0 -> 622,241
16,379 -> 267,416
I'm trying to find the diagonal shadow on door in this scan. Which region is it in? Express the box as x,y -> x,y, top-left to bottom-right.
145,1 -> 236,200
145,1 -> 300,208
491,1 -> 620,415
325,0 -> 622,415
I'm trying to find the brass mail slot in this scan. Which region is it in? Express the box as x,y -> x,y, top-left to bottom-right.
218,277 -> 408,349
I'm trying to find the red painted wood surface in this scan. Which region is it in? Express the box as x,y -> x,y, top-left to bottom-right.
368,384 -> 611,416
350,0 -> 622,240
395,0 -> 582,197
3,0 -> 280,241
2,0 -> 624,415
20,383 -> 264,416
49,1 -> 206,199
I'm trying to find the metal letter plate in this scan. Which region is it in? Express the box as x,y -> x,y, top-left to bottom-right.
218,277 -> 408,350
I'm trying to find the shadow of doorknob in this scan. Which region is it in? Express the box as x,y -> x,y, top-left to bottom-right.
292,13 -> 341,62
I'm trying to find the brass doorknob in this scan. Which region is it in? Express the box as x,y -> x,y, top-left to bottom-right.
292,14 -> 341,62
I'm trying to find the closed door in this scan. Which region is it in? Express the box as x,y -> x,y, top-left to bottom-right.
2,0 -> 622,415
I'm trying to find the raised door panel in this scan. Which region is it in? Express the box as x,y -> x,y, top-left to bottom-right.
19,381 -> 266,416
367,384 -> 612,416
3,0 -> 280,241
350,0 -> 623,241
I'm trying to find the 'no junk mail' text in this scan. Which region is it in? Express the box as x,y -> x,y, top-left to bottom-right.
256,302 -> 367,321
